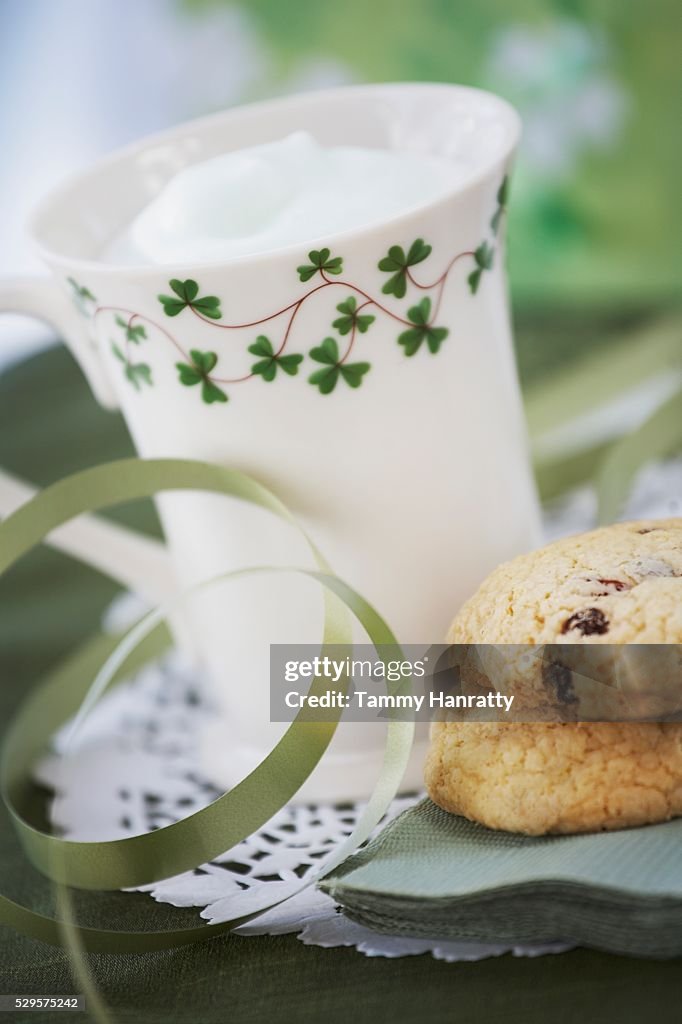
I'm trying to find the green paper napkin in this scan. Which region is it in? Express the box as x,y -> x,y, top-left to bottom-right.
320,799 -> 682,958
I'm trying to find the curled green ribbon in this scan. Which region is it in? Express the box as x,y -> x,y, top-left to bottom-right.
0,458 -> 414,951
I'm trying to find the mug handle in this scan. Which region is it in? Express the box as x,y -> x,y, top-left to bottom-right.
0,275 -> 176,604
0,275 -> 117,408
0,469 -> 174,604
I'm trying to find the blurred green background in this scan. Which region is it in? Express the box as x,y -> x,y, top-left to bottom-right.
186,0 -> 681,306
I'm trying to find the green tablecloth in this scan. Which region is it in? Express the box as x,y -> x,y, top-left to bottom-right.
1,342 -> 681,1024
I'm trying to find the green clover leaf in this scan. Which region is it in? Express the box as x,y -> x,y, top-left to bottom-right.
248,335 -> 303,382
176,363 -> 203,386
490,175 -> 509,235
332,296 -> 375,336
308,366 -> 340,394
111,343 -> 152,391
405,238 -> 433,265
192,296 -> 222,318
296,248 -> 343,282
115,315 -> 147,344
467,268 -> 482,294
158,279 -> 222,319
160,279 -> 198,316
378,238 -> 432,298
67,277 -> 96,317
191,349 -> 218,374
309,336 -> 340,365
127,363 -> 152,390
308,337 -> 370,393
338,363 -> 370,388
176,348 -> 227,404
201,380 -> 229,404
467,242 -> 495,294
246,335 -> 274,360
397,297 -> 449,356
474,242 -> 494,270
68,277 -> 96,303
308,364 -> 371,394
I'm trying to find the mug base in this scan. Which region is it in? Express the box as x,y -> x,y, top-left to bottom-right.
199,720 -> 428,804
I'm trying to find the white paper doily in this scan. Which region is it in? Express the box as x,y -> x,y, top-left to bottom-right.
33,458 -> 681,961
34,654 -> 569,962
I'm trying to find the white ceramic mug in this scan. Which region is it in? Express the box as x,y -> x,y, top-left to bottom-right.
0,83 -> 541,800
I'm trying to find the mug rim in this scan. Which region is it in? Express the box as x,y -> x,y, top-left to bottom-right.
29,81 -> 521,278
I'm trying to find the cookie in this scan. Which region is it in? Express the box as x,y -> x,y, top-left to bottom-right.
424,518 -> 682,835
448,518 -> 682,646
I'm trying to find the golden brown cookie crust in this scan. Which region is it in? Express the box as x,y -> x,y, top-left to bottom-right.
448,519 -> 682,646
425,720 -> 682,835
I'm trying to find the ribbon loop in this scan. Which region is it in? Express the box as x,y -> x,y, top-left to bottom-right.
0,458 -> 414,949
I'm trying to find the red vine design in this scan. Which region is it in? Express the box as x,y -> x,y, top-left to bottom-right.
88,174 -> 509,403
